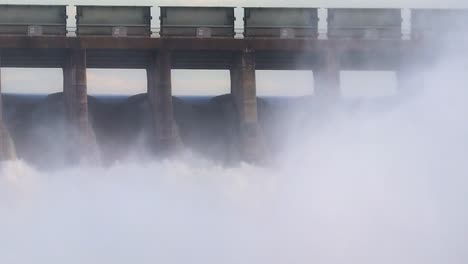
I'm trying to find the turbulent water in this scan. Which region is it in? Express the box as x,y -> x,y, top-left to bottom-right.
1,57 -> 468,263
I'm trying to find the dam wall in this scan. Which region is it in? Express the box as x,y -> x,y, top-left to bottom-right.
0,4 -> 461,163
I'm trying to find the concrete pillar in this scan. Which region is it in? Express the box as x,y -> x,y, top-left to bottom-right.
231,49 -> 265,162
314,47 -> 341,98
0,52 -> 16,161
63,49 -> 99,163
230,61 -> 240,100
396,65 -> 415,96
396,48 -> 425,97
0,54 -> 2,120
147,50 -> 179,153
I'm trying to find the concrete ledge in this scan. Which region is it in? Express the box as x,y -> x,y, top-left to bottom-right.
0,36 -> 418,52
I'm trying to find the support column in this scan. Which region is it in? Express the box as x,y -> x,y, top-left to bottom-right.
397,47 -> 425,97
230,61 -> 240,100
63,49 -> 99,163
231,49 -> 265,163
0,51 -> 16,161
147,50 -> 179,153
314,47 -> 341,98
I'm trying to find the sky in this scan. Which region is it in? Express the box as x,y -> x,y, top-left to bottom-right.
1,0 -> 468,96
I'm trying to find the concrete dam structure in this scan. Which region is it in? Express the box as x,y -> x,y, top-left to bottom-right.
0,4 -> 466,163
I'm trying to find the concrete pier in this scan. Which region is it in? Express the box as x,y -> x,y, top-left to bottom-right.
63,49 -> 99,163
397,48 -> 427,97
147,50 -> 179,153
0,52 -> 16,161
0,35 -> 428,163
231,50 -> 265,162
314,47 -> 341,98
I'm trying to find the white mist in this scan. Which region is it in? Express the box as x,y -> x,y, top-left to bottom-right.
1,50 -> 468,264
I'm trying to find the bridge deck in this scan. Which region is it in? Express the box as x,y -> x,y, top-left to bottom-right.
0,36 -> 418,50
0,36 -> 420,70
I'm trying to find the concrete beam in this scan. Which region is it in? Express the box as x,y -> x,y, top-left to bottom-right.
231,50 -> 265,163
314,47 -> 341,98
0,52 -> 16,161
0,36 -> 420,72
147,50 -> 180,153
63,49 -> 99,163
0,36 -> 415,53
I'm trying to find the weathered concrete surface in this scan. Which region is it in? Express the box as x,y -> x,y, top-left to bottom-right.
0,36 -> 413,52
314,47 -> 341,98
63,49 -> 100,164
0,53 -> 16,161
147,50 -> 182,154
0,121 -> 16,161
396,47 -> 429,98
231,50 -> 267,163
